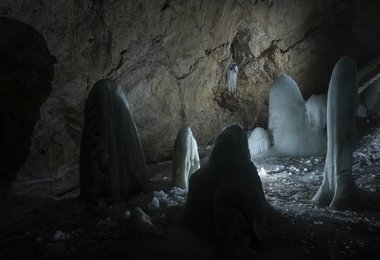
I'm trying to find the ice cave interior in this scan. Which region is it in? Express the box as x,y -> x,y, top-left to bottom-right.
0,1 -> 379,259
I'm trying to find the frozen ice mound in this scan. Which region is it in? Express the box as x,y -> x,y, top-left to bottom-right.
249,127 -> 270,157
268,74 -> 327,156
305,95 -> 327,128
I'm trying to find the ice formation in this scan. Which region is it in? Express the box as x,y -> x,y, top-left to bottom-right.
248,127 -> 270,157
126,207 -> 154,233
153,188 -> 187,207
226,63 -> 238,94
268,74 -> 327,156
305,95 -> 327,128
172,126 -> 200,190
313,56 -> 362,210
147,197 -> 160,210
79,80 -> 147,203
251,126 -> 379,233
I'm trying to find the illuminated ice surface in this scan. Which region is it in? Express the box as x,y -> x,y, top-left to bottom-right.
254,128 -> 380,223
268,75 -> 327,156
147,128 -> 380,226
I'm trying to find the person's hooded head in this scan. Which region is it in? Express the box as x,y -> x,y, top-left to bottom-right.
209,123 -> 251,164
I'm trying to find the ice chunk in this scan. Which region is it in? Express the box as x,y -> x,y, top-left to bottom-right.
147,197 -> 160,210
248,127 -> 270,156
124,210 -> 131,219
226,63 -> 238,95
153,190 -> 170,206
167,187 -> 187,206
153,188 -> 187,208
268,74 -> 327,156
127,207 -> 154,233
133,207 -> 153,226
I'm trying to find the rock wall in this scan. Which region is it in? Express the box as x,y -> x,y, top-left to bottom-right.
0,0 -> 379,184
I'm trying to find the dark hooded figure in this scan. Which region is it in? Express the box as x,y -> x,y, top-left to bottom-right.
184,123 -> 268,259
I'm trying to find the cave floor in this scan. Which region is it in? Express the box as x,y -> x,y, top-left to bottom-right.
1,128 -> 379,260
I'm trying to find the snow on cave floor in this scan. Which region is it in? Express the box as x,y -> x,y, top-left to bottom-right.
0,128 -> 379,259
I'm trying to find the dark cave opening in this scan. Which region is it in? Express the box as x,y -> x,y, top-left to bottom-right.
0,17 -> 55,183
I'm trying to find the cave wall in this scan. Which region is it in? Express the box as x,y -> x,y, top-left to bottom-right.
0,0 -> 379,183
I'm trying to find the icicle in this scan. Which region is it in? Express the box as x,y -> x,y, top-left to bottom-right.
226,63 -> 238,95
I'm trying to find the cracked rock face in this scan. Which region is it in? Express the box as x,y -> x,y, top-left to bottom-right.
1,0 -> 379,185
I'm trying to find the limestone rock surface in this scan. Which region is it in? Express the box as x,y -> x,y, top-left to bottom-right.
0,0 -> 379,188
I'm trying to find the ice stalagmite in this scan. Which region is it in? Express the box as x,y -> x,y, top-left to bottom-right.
313,57 -> 362,210
305,95 -> 327,129
305,94 -> 328,154
80,79 -> 147,203
268,74 -> 327,156
172,126 -> 200,190
248,127 -> 270,157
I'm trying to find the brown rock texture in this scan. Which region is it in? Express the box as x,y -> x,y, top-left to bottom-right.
0,0 -> 379,186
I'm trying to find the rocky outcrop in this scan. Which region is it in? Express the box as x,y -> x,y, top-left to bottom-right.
0,0 -> 379,187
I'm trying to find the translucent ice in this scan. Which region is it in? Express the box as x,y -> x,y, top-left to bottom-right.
248,127 -> 270,157
147,197 -> 160,210
153,188 -> 187,207
268,74 -> 327,156
226,63 -> 238,95
305,95 -> 327,128
172,126 -> 200,190
313,56 -> 363,210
